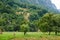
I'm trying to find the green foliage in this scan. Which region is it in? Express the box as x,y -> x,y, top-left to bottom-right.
38,13 -> 60,35
38,13 -> 53,32
0,0 -> 60,34
20,24 -> 29,32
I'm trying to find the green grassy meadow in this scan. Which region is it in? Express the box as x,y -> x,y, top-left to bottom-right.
0,32 -> 60,40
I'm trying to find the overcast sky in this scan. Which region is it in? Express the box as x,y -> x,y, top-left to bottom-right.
51,0 -> 60,9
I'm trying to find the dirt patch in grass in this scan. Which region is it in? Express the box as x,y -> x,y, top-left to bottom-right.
11,38 -> 38,40
11,36 -> 60,40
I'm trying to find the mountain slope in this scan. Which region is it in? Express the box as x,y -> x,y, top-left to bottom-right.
13,0 -> 58,13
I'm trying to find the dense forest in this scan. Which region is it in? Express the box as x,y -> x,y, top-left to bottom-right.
0,0 -> 60,35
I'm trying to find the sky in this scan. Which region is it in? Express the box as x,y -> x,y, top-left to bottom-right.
51,0 -> 60,9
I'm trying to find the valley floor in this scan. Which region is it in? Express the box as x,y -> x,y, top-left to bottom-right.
0,32 -> 60,40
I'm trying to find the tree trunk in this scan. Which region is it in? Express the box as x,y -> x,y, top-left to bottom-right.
55,31 -> 58,35
0,29 -> 2,34
24,31 -> 26,35
49,31 -> 51,35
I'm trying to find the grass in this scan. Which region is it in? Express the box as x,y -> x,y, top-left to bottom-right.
0,32 -> 60,40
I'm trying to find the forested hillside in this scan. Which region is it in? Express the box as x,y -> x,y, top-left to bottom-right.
14,0 -> 59,12
0,0 -> 48,31
0,0 -> 60,35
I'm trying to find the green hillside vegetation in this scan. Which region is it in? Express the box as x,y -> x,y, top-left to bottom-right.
0,0 -> 60,35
